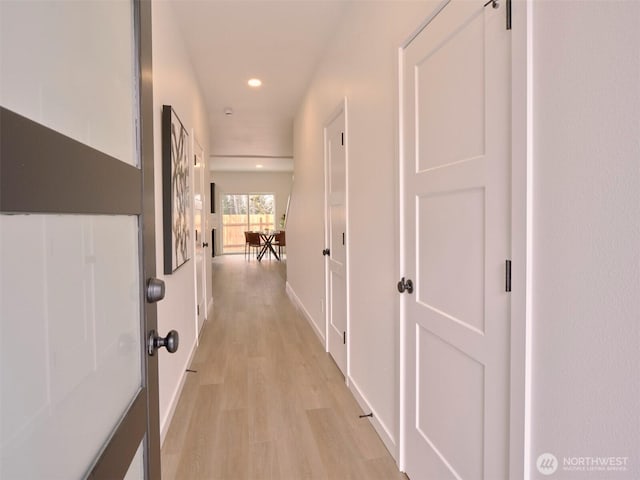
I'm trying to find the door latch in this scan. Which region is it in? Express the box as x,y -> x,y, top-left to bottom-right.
146,278 -> 165,303
397,277 -> 414,294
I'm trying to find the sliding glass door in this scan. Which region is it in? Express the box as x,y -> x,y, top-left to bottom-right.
221,193 -> 275,253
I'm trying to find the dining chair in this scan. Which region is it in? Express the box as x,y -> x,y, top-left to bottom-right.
273,230 -> 286,257
243,231 -> 251,259
244,231 -> 262,260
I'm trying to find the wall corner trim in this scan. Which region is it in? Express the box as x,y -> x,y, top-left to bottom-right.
285,281 -> 326,344
207,297 -> 214,319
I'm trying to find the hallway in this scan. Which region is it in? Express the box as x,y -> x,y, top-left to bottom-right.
161,255 -> 406,479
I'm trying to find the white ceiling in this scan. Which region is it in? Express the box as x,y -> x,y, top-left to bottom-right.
171,0 -> 349,172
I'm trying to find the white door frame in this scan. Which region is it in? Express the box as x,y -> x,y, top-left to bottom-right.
323,97 -> 350,380
397,2 -> 530,477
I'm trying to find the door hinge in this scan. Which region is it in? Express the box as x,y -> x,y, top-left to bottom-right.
505,260 -> 512,292
341,132 -> 344,146
194,154 -> 197,166
197,304 -> 200,315
343,331 -> 346,344
484,0 -> 511,30
342,232 -> 345,245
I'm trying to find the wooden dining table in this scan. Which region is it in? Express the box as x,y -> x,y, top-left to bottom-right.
257,231 -> 280,261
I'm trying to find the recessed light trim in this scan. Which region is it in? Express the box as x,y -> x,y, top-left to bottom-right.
256,164 -> 264,169
248,78 -> 262,88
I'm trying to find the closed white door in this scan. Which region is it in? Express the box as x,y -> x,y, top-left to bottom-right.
193,139 -> 206,334
324,104 -> 347,377
401,1 -> 511,479
0,1 -> 166,478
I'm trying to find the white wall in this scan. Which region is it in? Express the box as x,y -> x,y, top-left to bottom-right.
530,2 -> 640,478
209,171 -> 293,255
288,1 -> 431,457
151,0 -> 211,441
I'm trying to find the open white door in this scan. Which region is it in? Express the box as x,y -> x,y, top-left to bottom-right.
324,102 -> 348,377
193,137 -> 207,335
401,1 -> 511,478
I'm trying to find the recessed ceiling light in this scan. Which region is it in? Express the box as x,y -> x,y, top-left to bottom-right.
256,164 -> 264,169
248,78 -> 262,88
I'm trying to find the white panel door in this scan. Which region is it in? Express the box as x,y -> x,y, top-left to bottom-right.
402,1 -> 511,479
325,105 -> 347,377
193,139 -> 206,335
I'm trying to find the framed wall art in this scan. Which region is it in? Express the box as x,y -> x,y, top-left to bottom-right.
162,105 -> 191,274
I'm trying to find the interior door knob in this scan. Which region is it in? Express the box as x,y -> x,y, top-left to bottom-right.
147,329 -> 179,356
322,248 -> 330,256
397,277 -> 414,294
203,242 -> 209,247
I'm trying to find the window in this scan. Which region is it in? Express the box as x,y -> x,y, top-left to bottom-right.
222,193 -> 275,253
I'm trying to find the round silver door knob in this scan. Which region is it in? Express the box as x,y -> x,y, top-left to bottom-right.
148,329 -> 179,356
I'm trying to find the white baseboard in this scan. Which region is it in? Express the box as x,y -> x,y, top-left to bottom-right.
160,335 -> 198,446
285,281 -> 325,344
348,377 -> 398,462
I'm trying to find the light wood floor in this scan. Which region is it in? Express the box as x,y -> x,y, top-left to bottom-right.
161,255 -> 407,480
